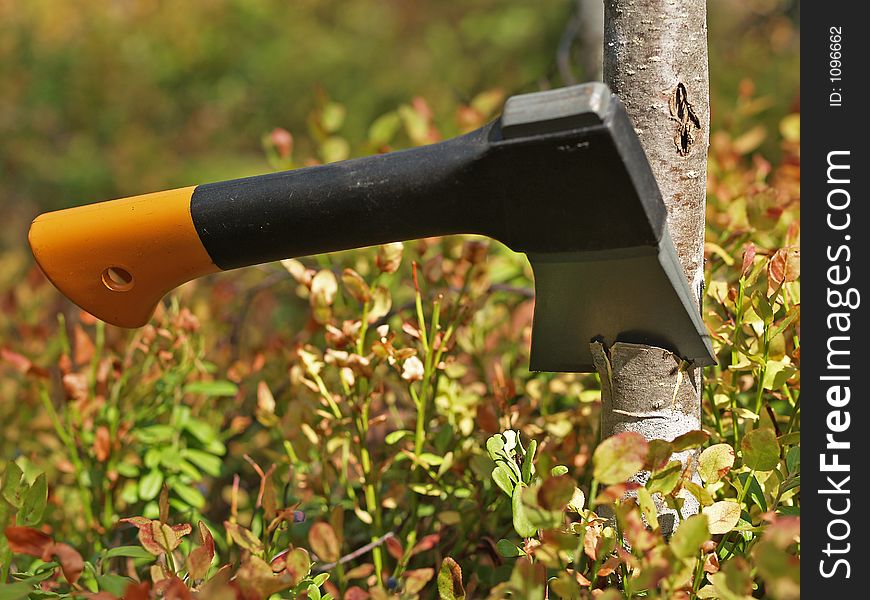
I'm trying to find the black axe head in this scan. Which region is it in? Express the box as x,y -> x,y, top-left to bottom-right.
28,83 -> 715,372
496,84 -> 715,371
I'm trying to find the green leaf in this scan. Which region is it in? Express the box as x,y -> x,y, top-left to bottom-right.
0,579 -> 40,600
593,432 -> 648,485
521,439 -> 536,484
698,444 -> 736,484
636,486 -> 659,530
182,449 -> 222,477
96,574 -> 134,596
511,485 -> 537,538
737,472 -> 768,511
138,469 -> 164,501
751,290 -> 775,325
169,479 -> 205,510
103,545 -> 156,560
385,430 -> 412,445
437,557 -> 466,600
670,514 -> 710,560
1,461 -> 24,508
485,435 -> 505,460
550,465 -> 569,477
647,460 -> 683,496
184,380 -> 239,397
670,430 -> 710,452
368,111 -> 402,147
683,481 -> 713,507
491,465 -> 514,497
19,473 -> 47,526
741,428 -> 781,471
496,539 -> 525,558
786,446 -> 800,475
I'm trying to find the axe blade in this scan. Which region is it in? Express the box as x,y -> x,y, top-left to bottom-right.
528,231 -> 715,372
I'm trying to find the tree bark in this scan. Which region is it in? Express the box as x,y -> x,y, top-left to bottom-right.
596,0 -> 710,533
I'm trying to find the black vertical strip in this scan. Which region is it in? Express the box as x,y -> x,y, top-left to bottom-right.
803,3 -> 868,594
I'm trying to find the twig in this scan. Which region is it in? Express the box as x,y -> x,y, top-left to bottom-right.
557,6 -> 582,85
313,531 -> 396,572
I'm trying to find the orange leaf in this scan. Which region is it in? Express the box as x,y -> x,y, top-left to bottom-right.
94,426 -> 111,462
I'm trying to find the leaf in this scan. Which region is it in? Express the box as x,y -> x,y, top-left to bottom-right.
703,501 -> 742,535
368,111 -> 402,147
19,473 -> 47,526
750,290 -> 775,325
768,247 -> 800,291
284,548 -> 311,586
741,428 -> 781,471
635,487 -> 659,530
646,460 -> 683,496
670,430 -> 710,452
4,526 -> 52,556
375,242 -> 404,274
49,542 -> 84,584
1,461 -> 24,507
495,539 -> 525,558
645,439 -> 674,471
593,432 -> 649,485
521,439 -> 536,483
236,555 -> 293,598
225,521 -> 264,554
183,380 -> 239,397
182,449 -> 222,477
537,475 -> 574,510
698,444 -> 736,484
786,446 -> 800,475
567,487 -> 585,513
385,430 -> 412,445
341,268 -> 370,304
670,514 -> 710,560
138,469 -> 164,501
741,243 -> 756,278
103,545 -> 156,561
367,286 -> 392,323
187,521 -> 215,580
683,481 -> 714,507
491,465 -> 515,497
511,484 -> 537,538
437,557 -> 466,600
403,568 -> 434,594
309,522 -> 340,563
96,574 -> 134,596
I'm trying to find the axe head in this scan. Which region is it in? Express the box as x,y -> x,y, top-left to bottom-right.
498,84 -> 715,372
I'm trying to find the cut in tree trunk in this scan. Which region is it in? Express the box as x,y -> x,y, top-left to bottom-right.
595,0 -> 710,534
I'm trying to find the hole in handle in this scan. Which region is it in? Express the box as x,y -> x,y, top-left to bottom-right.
102,266 -> 134,292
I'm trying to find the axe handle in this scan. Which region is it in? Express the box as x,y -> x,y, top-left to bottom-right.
28,126 -> 493,328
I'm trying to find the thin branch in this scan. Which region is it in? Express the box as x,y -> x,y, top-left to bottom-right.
313,531 -> 396,572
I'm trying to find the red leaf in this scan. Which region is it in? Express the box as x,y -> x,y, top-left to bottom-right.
385,535 -> 404,561
410,533 -> 439,557
123,582 -> 151,600
345,586 -> 370,600
741,243 -> 756,277
768,246 -> 800,290
4,526 -> 52,556
49,542 -> 84,584
187,521 -> 216,581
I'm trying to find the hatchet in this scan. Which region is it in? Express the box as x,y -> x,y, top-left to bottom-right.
28,82 -> 714,372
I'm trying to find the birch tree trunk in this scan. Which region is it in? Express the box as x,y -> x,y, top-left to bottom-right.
593,0 -> 710,534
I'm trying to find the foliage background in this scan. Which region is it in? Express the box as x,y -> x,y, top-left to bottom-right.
1,1 -> 799,598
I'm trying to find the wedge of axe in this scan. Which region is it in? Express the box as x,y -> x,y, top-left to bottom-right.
28,82 -> 714,372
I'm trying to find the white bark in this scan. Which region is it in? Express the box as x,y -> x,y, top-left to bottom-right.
597,0 -> 710,533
